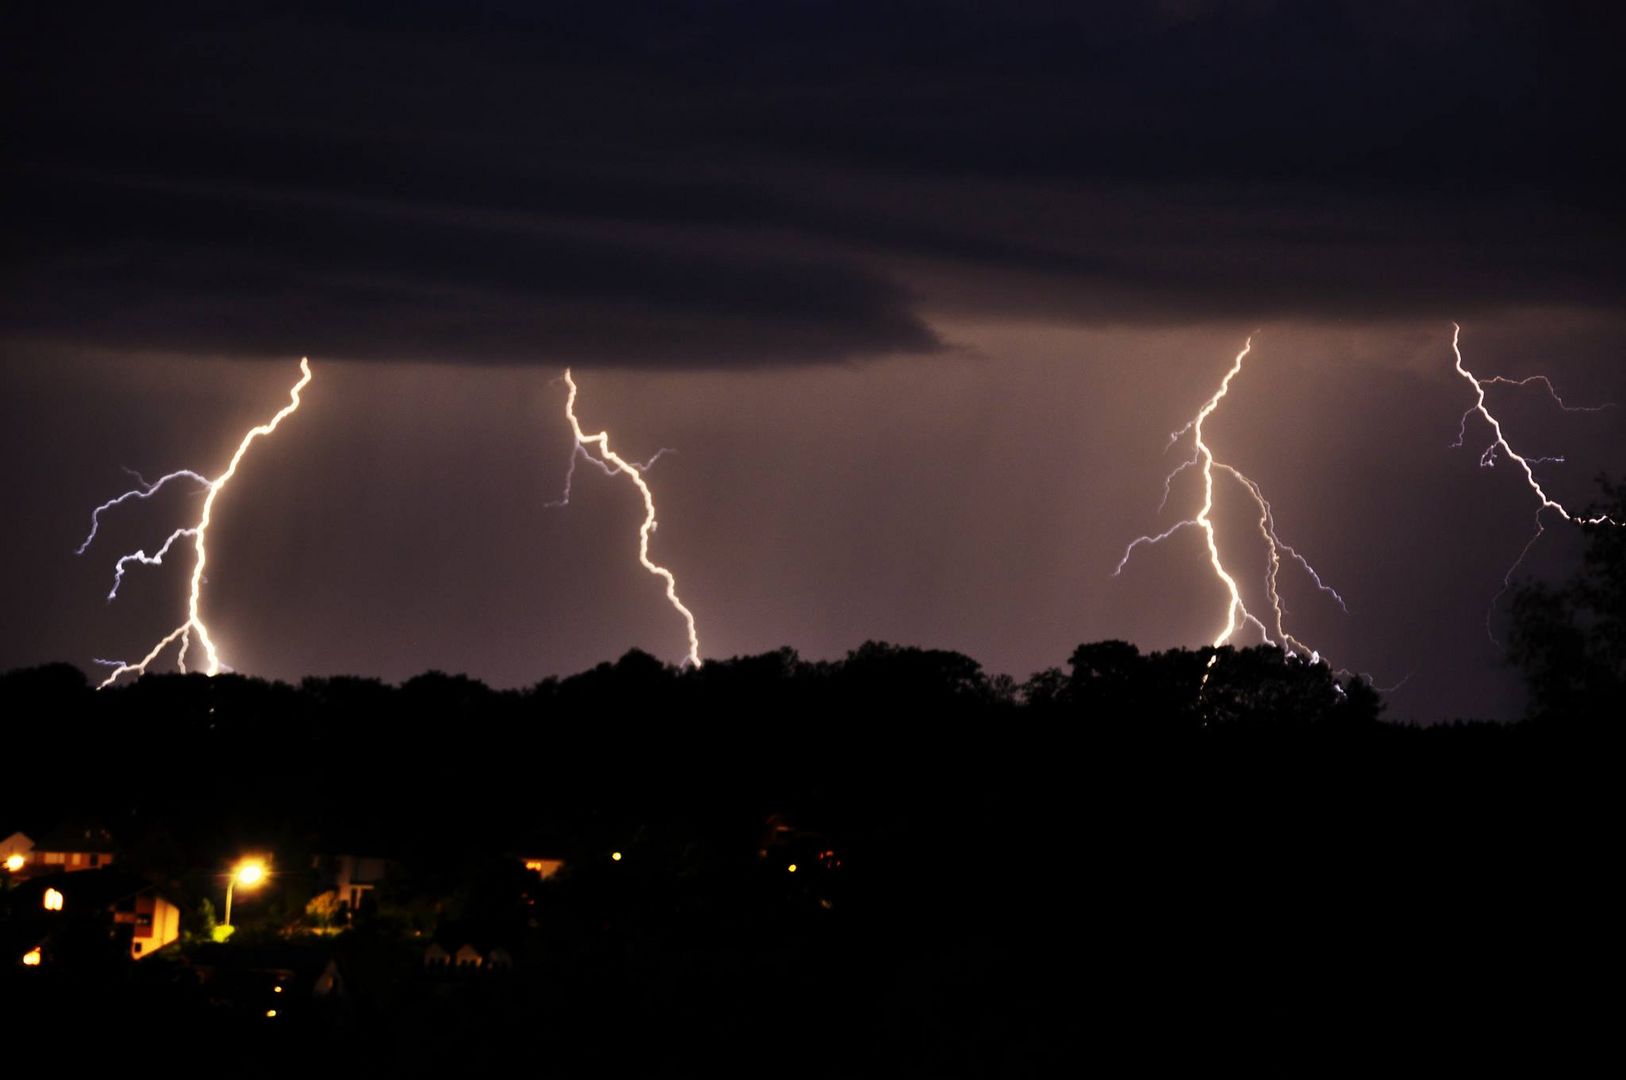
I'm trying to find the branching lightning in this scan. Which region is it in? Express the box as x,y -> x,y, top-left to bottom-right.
105,524 -> 198,601
552,369 -> 701,668
1113,338 -> 1347,675
546,442 -> 674,509
1449,323 -> 1621,637
76,468 -> 209,556
81,359 -> 313,688
1452,372 -> 1612,457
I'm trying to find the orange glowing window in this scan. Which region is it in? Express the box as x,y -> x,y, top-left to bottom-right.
43,888 -> 64,912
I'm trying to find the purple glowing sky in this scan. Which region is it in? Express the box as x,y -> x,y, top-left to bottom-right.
4,3 -> 1623,720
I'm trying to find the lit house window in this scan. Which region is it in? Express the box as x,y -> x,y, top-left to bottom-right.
43,888 -> 64,911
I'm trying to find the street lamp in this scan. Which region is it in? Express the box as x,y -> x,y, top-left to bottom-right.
223,858 -> 267,929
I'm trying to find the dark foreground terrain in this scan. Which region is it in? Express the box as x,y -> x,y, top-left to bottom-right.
1,642 -> 1615,1076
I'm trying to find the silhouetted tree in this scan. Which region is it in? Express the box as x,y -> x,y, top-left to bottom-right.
1051,640 -> 1380,732
1508,476 -> 1626,726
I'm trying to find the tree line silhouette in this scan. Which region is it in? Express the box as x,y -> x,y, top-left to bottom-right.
2,478 -> 1618,1075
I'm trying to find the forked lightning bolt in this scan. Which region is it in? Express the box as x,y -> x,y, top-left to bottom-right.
1452,373 -> 1612,461
82,359 -> 313,688
553,369 -> 702,668
77,467 -> 209,557
547,443 -> 673,509
1449,323 -> 1621,637
1114,338 -> 1347,672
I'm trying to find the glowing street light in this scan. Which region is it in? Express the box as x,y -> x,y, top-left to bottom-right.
223,857 -> 268,929
3,853 -> 23,872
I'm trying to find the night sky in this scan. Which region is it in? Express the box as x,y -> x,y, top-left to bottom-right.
3,2 -> 1622,720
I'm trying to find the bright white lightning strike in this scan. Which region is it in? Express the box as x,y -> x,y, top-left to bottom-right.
1114,338 -> 1346,669
553,369 -> 702,669
83,359 -> 313,688
1449,323 -> 1621,636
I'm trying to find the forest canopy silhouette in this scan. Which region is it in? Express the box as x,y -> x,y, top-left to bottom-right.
4,600 -> 1616,1074
2,589 -> 1614,864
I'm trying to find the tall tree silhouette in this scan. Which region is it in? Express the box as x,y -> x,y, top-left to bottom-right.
1508,476 -> 1626,726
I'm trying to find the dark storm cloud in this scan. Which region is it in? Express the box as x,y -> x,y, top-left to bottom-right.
3,1 -> 1621,365
3,169 -> 936,364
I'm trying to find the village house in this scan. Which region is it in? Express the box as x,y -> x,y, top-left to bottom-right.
312,853 -> 392,913
1,830 -> 33,873
29,822 -> 117,874
13,868 -> 181,962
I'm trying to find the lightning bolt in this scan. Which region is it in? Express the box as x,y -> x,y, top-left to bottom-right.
1449,323 -> 1621,638
1114,338 -> 1347,677
553,369 -> 702,668
84,359 -> 313,688
1452,372 -> 1613,454
76,469 -> 210,556
546,443 -> 674,509
105,524 -> 199,601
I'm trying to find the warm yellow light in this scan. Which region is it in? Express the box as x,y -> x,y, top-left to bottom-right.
273,985 -> 283,994
22,948 -> 42,967
3,854 -> 23,872
265,1009 -> 278,1019
234,859 -> 267,887
43,888 -> 64,912
611,851 -> 622,862
787,864 -> 798,873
